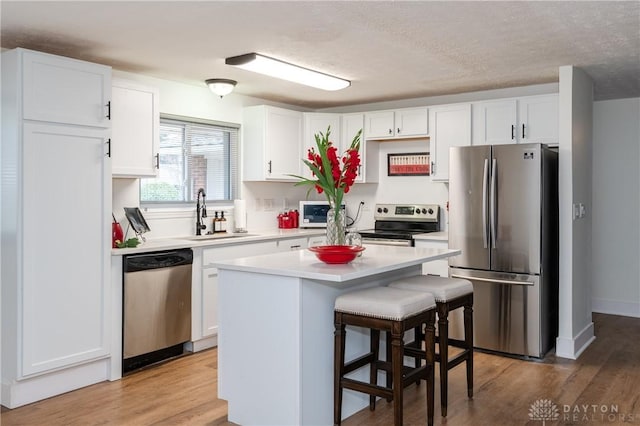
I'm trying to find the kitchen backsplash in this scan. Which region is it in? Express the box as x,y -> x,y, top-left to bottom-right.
112,141 -> 450,240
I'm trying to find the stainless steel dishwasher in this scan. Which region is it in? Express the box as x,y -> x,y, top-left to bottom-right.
123,248 -> 193,373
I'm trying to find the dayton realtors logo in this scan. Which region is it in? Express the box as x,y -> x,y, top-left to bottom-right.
529,399 -> 636,424
529,399 -> 560,425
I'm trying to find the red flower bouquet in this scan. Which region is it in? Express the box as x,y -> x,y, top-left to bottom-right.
293,126 -> 362,210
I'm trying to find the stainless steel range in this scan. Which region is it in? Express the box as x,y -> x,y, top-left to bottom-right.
359,204 -> 440,246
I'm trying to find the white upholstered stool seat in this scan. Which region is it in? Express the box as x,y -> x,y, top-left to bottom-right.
335,286 -> 436,320
388,275 -> 473,302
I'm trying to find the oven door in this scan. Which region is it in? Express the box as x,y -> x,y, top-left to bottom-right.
362,237 -> 413,247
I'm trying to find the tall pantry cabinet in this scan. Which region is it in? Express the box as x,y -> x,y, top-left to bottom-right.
1,48 -> 112,408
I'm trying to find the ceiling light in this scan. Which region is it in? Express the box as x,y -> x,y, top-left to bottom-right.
206,79 -> 237,98
225,53 -> 350,91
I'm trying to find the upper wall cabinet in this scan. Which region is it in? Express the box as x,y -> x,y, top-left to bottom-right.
22,49 -> 111,128
518,95 -> 559,145
243,105 -> 303,181
472,94 -> 559,146
342,113 -> 378,183
302,113 -> 341,180
365,107 -> 429,139
429,103 -> 471,182
111,79 -> 160,178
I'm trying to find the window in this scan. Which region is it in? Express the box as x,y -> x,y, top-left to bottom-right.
141,115 -> 239,205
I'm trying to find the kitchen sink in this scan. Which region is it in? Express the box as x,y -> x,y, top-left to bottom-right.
184,233 -> 258,241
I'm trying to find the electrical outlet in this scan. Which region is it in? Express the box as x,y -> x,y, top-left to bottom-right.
264,198 -> 275,211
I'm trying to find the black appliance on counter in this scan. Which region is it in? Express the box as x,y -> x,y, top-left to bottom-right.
359,204 -> 440,246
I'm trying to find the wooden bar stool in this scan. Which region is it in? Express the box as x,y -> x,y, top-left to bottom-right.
389,275 -> 474,417
334,286 -> 437,426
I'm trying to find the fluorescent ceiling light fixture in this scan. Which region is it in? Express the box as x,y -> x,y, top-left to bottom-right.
206,78 -> 237,98
225,53 -> 350,91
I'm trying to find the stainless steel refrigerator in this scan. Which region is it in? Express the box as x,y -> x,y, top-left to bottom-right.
448,143 -> 558,358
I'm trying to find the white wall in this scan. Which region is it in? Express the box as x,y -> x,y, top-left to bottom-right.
556,66 -> 595,359
591,98 -> 640,317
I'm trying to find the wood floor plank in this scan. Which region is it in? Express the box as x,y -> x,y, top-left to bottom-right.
2,313 -> 639,425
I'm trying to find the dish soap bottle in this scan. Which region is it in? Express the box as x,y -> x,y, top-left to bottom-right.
220,211 -> 227,233
213,211 -> 220,233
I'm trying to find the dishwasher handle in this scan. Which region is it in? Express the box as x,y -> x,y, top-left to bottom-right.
124,249 -> 193,272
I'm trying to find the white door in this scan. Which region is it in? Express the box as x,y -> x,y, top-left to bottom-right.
303,113 -> 341,179
202,268 -> 219,338
111,79 -> 159,177
22,49 -> 111,128
518,95 -> 559,145
395,108 -> 429,137
21,122 -> 110,376
430,104 -> 471,182
265,107 -> 303,180
365,111 -> 395,138
472,99 -> 517,145
341,113 -> 365,182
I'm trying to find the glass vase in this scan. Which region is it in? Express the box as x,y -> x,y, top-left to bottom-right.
325,202 -> 346,246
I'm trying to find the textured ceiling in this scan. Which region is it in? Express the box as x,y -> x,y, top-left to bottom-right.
2,1 -> 639,108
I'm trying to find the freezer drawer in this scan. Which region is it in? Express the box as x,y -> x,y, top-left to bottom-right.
450,268 -> 546,358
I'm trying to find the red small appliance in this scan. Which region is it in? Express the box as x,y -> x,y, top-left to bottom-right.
112,213 -> 124,248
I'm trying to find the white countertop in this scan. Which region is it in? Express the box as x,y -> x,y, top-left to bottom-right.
110,228 -> 325,256
213,245 -> 460,282
413,231 -> 448,241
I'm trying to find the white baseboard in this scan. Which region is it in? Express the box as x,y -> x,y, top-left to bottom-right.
556,321 -> 595,360
592,298 -> 640,318
1,359 -> 109,409
185,335 -> 218,353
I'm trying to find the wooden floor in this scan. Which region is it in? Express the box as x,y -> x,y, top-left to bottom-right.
2,313 -> 639,425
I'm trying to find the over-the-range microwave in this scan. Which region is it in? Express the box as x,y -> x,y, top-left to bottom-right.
299,201 -> 346,228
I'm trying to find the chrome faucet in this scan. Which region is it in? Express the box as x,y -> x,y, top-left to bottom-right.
196,188 -> 207,235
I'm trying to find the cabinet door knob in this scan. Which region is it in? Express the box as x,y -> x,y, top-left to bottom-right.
397,128 -> 401,134
106,139 -> 111,158
431,161 -> 435,175
106,101 -> 111,120
268,160 -> 272,174
511,124 -> 515,140
522,124 -> 526,139
155,153 -> 160,169
388,128 -> 393,134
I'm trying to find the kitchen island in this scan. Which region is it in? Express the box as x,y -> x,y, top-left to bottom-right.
214,245 -> 461,426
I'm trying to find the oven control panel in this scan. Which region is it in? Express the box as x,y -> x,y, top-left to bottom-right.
374,204 -> 439,222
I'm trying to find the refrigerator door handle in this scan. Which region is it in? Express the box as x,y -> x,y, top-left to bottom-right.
482,158 -> 489,248
490,158 -> 497,248
451,274 -> 534,286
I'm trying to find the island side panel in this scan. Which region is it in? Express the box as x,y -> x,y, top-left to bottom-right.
218,269 -> 302,425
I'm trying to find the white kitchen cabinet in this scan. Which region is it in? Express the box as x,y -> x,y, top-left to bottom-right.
414,239 -> 449,277
21,49 -> 111,128
472,99 -> 518,145
111,78 -> 160,177
243,105 -> 303,181
342,113 -> 377,183
365,107 -> 429,139
302,113 -> 341,179
472,94 -> 559,146
518,94 -> 559,145
1,48 -> 111,408
429,103 -> 471,182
